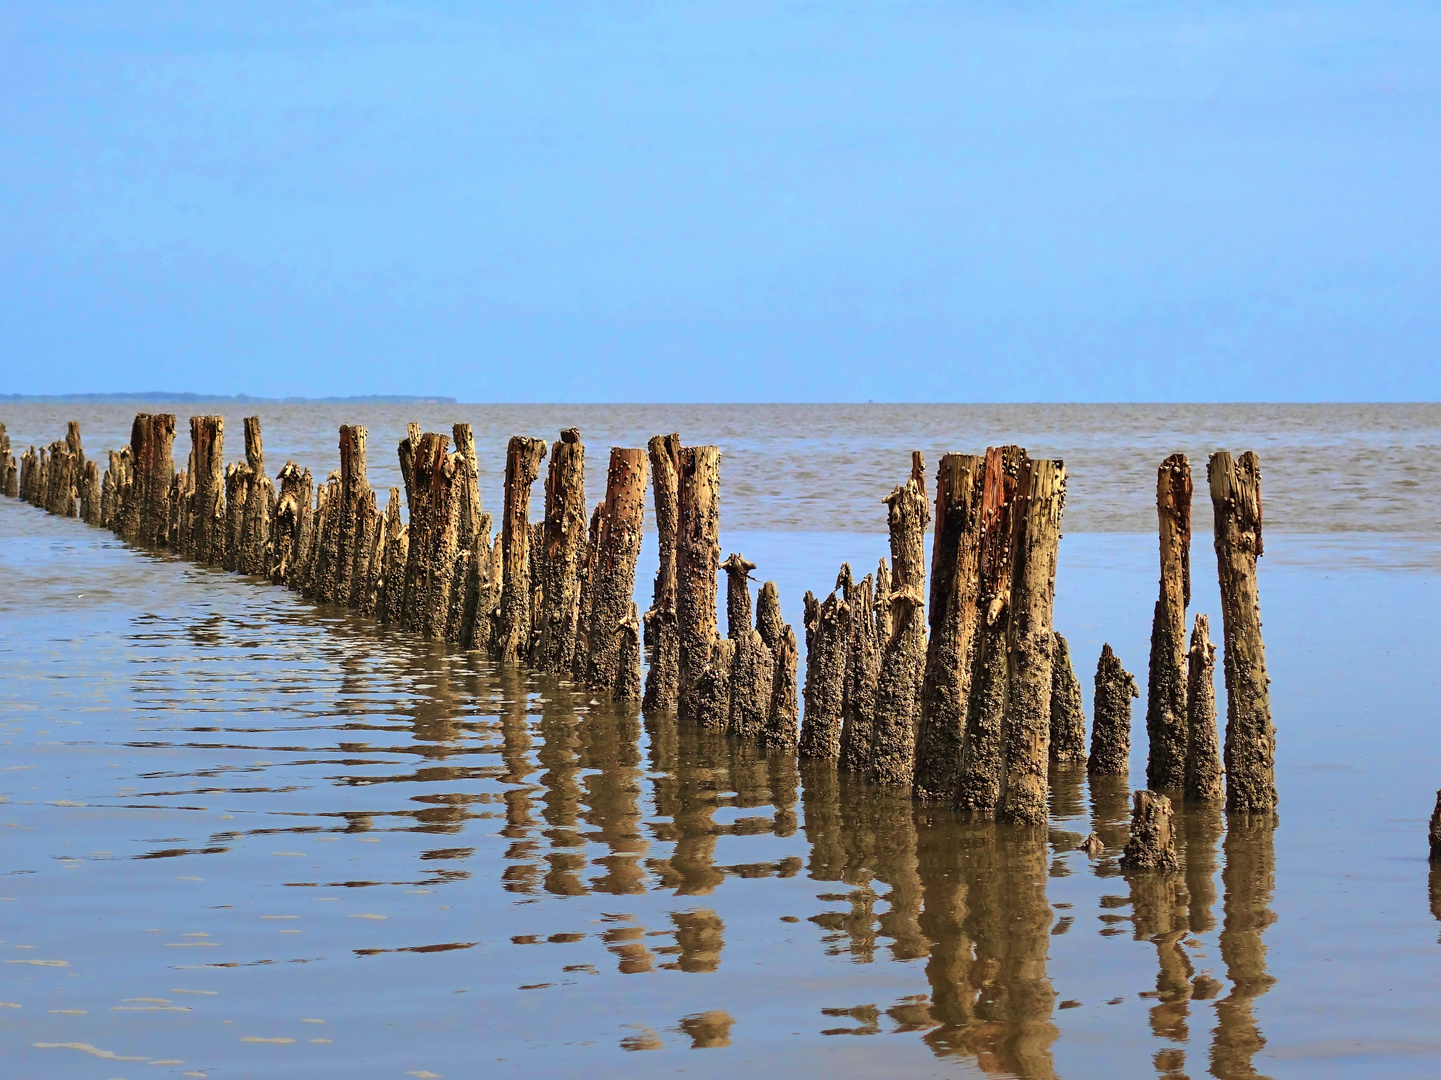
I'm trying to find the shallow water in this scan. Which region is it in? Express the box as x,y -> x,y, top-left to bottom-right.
2,478 -> 1440,1078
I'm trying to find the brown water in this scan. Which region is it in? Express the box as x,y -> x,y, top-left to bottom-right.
2,404 -> 1441,1078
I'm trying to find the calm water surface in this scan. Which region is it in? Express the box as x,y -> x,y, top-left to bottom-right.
2,405 -> 1440,1078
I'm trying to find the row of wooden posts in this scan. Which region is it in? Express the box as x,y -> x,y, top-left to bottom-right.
0,416 -> 1277,850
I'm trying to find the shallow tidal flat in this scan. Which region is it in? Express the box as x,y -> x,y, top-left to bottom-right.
1,403 -> 1439,1078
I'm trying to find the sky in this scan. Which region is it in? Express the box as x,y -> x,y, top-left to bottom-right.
1,1 -> 1438,402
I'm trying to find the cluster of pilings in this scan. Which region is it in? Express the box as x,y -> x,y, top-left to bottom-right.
792,445 -> 1276,843
3,415 -> 1283,846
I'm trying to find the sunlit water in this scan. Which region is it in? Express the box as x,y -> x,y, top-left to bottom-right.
2,403 -> 1441,1078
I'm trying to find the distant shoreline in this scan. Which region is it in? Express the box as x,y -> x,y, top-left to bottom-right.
0,393 -> 458,405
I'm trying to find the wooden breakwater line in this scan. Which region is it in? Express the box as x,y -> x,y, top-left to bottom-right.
1,415 -> 1278,840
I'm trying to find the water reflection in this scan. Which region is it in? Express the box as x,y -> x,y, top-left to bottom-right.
5,535 -> 1291,1080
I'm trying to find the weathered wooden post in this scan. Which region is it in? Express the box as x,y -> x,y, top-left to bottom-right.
188,417 -> 224,563
1147,454 -> 1192,791
721,553 -> 755,638
495,435 -> 548,662
1088,644 -> 1137,775
1208,450 -> 1276,812
915,453 -> 985,801
956,445 -> 1025,813
615,602 -> 643,701
870,455 -> 929,788
584,447 -> 647,691
269,463 -> 311,585
223,463 -> 247,572
1119,790 -> 1180,870
0,424 -> 16,498
1048,632 -> 1087,764
376,488 -> 408,625
676,445 -> 721,723
798,570 -> 851,759
1184,614 -> 1223,802
537,429 -> 586,672
1429,792 -> 1441,862
133,413 -> 177,548
725,563 -> 774,739
840,572 -> 879,775
419,437 -> 461,639
765,623 -> 801,748
643,434 -> 683,709
79,459 -> 101,525
999,456 -> 1066,825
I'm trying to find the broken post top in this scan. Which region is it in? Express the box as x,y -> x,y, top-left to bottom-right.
243,416 -> 264,472
1208,450 -> 1263,558
722,553 -> 756,579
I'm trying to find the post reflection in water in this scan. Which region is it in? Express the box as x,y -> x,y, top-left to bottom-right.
1210,812 -> 1278,1080
169,592 -> 1280,1078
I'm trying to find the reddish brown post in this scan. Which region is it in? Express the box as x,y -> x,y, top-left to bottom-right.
585,447 -> 648,691
537,429 -> 586,673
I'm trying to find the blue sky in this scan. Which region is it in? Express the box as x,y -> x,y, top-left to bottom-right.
2,2 -> 1437,401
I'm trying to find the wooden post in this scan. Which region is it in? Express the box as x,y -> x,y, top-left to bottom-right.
729,629 -> 774,739
799,568 -> 852,760
1208,451 -> 1276,812
188,417 -> 224,563
870,457 -> 929,788
585,447 -> 647,690
420,437 -> 460,640
238,416 -> 273,575
615,602 -> 643,701
1184,614 -> 1223,802
495,436 -> 548,663
914,452 -> 985,802
537,429 -> 586,672
999,456 -> 1066,825
571,502 -> 604,678
127,413 -> 176,547
1429,791 -> 1441,862
1048,632 -> 1087,765
376,488 -> 408,625
79,459 -> 101,525
1088,643 -> 1137,775
840,572 -> 879,775
1119,790 -> 1180,870
446,424 -> 485,642
306,473 -> 341,600
643,434 -> 683,709
1147,453 -> 1192,791
956,445 -> 1025,812
223,463 -> 246,572
676,446 -> 721,722
0,424 -> 15,498
722,553 -> 755,638
269,463 -> 310,585
765,623 -> 800,748
347,489 -> 378,609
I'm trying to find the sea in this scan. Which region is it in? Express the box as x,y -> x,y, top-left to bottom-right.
1,401 -> 1438,1079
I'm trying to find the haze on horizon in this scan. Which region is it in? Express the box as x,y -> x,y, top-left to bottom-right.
2,2 -> 1437,403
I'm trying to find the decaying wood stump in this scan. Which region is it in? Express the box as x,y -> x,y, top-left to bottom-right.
1119,790 -> 1180,870
690,636 -> 735,729
722,553 -> 756,638
420,437 -> 462,640
765,623 -> 801,748
998,456 -> 1066,825
756,580 -> 784,652
223,463 -> 247,572
446,425 -> 485,643
585,447 -> 647,691
1048,632 -> 1087,765
377,488 -> 409,625
128,413 -> 177,547
1430,791 -> 1441,862
269,463 -> 311,585
79,459 -> 101,525
187,417 -> 224,563
729,628 -> 774,739
1209,450 -> 1276,812
307,472 -> 342,600
1184,614 -> 1223,803
615,602 -> 643,701
495,435 -> 547,662
643,433 -> 683,710
347,489 -> 378,610
915,453 -> 985,801
537,429 -> 586,672
956,445 -> 1025,812
870,456 -> 929,788
0,424 -> 16,498
571,502 -> 603,679
1088,643 -> 1137,775
676,446 -> 721,723
840,573 -> 879,775
799,567 -> 853,759
333,424 -> 369,600
1147,453 -> 1192,792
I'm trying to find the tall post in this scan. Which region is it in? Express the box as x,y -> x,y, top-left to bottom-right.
999,456 -> 1066,825
870,454 -> 930,788
1208,451 -> 1276,812
585,447 -> 648,691
537,429 -> 587,673
643,434 -> 683,709
189,417 -> 224,562
915,453 -> 985,801
495,436 -> 548,663
1147,453 -> 1192,791
955,445 -> 1025,813
676,446 -> 721,723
